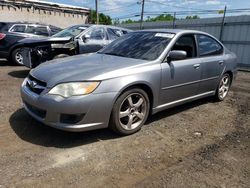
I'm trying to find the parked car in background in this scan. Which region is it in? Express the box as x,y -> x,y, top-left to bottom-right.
21,29 -> 237,135
16,24 -> 131,68
0,22 -> 61,65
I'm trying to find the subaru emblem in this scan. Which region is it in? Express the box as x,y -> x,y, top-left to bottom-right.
30,81 -> 37,88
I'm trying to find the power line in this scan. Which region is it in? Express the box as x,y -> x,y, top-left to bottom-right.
112,8 -> 250,20
147,0 -> 206,11
99,2 -> 138,13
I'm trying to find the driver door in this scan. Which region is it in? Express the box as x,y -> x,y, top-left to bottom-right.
78,27 -> 108,54
159,34 -> 202,105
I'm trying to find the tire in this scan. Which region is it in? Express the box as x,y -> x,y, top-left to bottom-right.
214,73 -> 231,101
110,88 -> 150,135
11,48 -> 24,65
53,54 -> 69,59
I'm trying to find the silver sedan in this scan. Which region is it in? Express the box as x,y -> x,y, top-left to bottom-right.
21,29 -> 237,135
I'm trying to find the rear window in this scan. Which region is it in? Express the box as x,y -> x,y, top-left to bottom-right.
25,26 -> 49,36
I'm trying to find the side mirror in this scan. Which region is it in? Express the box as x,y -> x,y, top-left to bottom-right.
82,34 -> 90,42
167,50 -> 187,62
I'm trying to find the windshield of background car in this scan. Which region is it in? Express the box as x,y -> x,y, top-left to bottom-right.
99,32 -> 174,61
53,25 -> 89,37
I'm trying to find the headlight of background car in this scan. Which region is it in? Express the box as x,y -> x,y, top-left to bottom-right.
48,82 -> 100,98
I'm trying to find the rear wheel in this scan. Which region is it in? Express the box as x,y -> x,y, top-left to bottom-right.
214,73 -> 231,101
11,48 -> 24,65
110,88 -> 150,135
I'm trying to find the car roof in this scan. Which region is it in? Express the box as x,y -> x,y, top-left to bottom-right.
0,22 -> 58,27
135,29 -> 208,35
76,24 -> 131,31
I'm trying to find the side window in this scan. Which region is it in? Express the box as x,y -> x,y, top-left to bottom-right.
9,25 -> 26,33
34,26 -> 49,36
197,34 -> 223,56
171,34 -> 197,59
85,27 -> 105,40
50,27 -> 61,35
107,28 -> 119,40
26,26 -> 49,36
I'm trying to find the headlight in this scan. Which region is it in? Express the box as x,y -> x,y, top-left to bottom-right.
48,82 -> 100,98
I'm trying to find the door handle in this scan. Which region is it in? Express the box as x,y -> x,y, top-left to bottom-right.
193,64 -> 200,69
219,60 -> 224,65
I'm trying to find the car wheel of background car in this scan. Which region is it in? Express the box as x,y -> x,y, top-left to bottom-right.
110,88 -> 150,135
11,48 -> 24,65
215,73 -> 231,101
53,54 -> 70,59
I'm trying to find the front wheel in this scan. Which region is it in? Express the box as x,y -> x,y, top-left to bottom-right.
110,88 -> 150,135
214,73 -> 231,101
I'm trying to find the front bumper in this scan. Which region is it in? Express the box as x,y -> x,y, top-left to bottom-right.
21,83 -> 118,132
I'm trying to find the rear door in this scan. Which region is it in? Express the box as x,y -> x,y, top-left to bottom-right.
2,24 -> 28,53
78,26 -> 108,54
196,34 -> 225,93
160,34 -> 202,104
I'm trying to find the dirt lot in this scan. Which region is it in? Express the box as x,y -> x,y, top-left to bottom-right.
0,59 -> 249,188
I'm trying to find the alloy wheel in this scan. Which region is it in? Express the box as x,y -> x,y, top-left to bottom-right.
119,93 -> 147,130
15,51 -> 24,65
218,75 -> 230,99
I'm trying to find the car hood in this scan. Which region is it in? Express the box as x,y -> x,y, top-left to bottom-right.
17,36 -> 72,47
30,53 -> 149,88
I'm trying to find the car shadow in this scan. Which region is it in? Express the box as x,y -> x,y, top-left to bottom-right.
9,97 -> 215,148
8,69 -> 30,78
0,59 -> 9,66
145,97 -> 215,125
9,108 -> 120,148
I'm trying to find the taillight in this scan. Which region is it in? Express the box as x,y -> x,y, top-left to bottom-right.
0,33 -> 6,40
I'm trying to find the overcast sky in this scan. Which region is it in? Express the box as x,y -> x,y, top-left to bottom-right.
45,0 -> 250,20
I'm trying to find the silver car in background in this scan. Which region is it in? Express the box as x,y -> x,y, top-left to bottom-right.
21,29 -> 237,135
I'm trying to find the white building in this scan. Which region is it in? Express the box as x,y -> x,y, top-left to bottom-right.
0,0 -> 90,28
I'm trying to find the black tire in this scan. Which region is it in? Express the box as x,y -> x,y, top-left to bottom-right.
53,54 -> 70,59
11,48 -> 24,65
214,73 -> 231,101
109,88 -> 150,135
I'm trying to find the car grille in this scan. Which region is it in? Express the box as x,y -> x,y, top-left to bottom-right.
26,74 -> 47,95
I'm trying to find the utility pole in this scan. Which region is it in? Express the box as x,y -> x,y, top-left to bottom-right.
219,5 -> 227,41
95,0 -> 99,24
172,12 -> 176,29
140,0 -> 145,30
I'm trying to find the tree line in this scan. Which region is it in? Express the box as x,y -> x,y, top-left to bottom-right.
89,10 -> 199,25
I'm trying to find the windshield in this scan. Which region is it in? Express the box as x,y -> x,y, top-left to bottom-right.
53,25 -> 89,38
99,32 -> 174,60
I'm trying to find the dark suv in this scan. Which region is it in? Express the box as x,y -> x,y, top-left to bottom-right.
0,22 -> 61,65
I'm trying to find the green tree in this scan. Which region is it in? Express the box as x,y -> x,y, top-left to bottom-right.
185,15 -> 200,19
90,10 -> 112,25
149,14 -> 174,22
120,14 -> 200,24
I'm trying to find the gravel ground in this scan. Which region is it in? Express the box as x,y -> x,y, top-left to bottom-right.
0,59 -> 249,188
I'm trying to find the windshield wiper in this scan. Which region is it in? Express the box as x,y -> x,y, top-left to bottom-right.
101,52 -> 126,57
